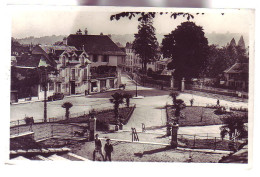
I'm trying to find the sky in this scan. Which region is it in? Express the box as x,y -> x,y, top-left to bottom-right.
11,6 -> 254,39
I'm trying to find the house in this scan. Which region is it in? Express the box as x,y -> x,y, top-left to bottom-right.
11,53 -> 55,102
66,33 -> 126,92
224,63 -> 249,91
155,58 -> 172,72
32,44 -> 91,96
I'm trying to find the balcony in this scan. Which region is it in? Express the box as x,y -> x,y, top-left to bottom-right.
70,75 -> 79,81
90,73 -> 116,79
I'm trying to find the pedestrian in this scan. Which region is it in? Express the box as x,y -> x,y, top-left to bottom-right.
104,139 -> 113,161
217,99 -> 220,106
93,134 -> 104,161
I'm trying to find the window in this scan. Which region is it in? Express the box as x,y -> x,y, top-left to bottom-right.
80,57 -> 84,65
62,56 -> 66,66
49,82 -> 54,91
71,69 -> 76,80
83,69 -> 88,79
93,55 -> 98,62
103,55 -> 109,62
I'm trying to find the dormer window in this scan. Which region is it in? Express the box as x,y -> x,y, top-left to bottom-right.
80,57 -> 84,65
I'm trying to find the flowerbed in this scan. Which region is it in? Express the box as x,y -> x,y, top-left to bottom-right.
166,106 -> 247,127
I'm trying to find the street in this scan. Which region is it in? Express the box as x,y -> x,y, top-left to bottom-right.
10,74 -> 248,138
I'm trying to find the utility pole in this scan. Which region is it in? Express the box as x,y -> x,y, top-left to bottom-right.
43,68 -> 47,123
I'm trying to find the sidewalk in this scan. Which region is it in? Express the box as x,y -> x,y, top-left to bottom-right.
11,88 -> 120,105
71,130 -> 230,162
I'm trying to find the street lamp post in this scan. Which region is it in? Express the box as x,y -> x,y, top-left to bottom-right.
38,60 -> 49,123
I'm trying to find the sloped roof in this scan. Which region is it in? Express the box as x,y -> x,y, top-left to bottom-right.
75,50 -> 84,56
67,34 -> 126,56
55,50 -> 65,56
16,54 -> 51,68
39,45 -> 77,54
224,63 -> 249,74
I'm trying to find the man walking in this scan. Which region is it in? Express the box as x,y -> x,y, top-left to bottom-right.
104,139 -> 113,161
93,134 -> 104,161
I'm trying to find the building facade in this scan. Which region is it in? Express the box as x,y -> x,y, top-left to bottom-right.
224,63 -> 249,91
66,33 -> 126,92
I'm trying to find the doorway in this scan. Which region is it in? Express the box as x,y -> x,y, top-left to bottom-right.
71,81 -> 75,94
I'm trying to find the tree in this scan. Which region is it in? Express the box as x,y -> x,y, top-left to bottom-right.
109,92 -> 124,123
204,44 -> 249,80
110,12 -> 195,22
62,102 -> 73,120
220,113 -> 248,140
203,45 -> 229,78
162,21 -> 209,83
132,17 -> 158,74
169,91 -> 179,106
123,93 -> 133,107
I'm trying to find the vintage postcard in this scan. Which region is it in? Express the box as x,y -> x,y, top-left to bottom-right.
8,5 -> 254,165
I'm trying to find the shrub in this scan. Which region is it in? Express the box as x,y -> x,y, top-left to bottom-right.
24,117 -> 34,125
214,107 -> 227,115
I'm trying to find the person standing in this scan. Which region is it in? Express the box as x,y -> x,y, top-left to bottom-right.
217,99 -> 220,106
93,134 -> 104,161
104,139 -> 113,161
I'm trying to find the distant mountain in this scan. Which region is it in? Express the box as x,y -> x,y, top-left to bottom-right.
15,32 -> 249,48
109,33 -> 249,47
16,35 -> 66,45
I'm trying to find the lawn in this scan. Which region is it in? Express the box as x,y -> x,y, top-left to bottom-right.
167,106 -> 247,127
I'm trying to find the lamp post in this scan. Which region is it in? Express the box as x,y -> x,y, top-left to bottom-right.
38,60 -> 49,123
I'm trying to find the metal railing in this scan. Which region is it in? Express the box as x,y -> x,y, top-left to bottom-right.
177,133 -> 244,151
186,84 -> 248,99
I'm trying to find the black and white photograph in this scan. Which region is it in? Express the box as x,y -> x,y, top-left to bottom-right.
8,5 -> 254,164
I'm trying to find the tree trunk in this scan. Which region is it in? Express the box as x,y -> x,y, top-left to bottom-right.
66,108 -> 69,120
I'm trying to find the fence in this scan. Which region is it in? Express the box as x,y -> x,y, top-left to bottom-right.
10,104 -> 131,128
10,122 -> 88,141
133,73 -> 172,90
186,84 -> 248,99
10,103 -> 136,138
177,133 -> 244,151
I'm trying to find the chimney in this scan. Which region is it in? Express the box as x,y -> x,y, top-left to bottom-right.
76,29 -> 82,35
63,37 -> 67,45
84,28 -> 88,35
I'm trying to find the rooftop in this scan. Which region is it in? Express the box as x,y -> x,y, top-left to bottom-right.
67,34 -> 126,56
224,63 -> 249,74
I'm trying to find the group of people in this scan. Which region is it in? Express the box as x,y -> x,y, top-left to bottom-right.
93,134 -> 113,161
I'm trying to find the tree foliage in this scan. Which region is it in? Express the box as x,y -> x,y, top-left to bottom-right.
123,93 -> 133,107
162,21 -> 209,81
220,113 -> 248,140
110,12 -> 195,22
169,91 -> 179,105
132,17 -> 158,73
62,102 -> 73,120
110,92 -> 124,123
203,44 -> 249,79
